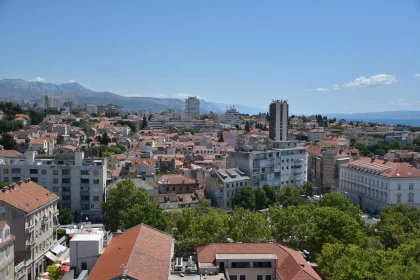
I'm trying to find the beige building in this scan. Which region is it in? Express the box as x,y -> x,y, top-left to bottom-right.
0,179 -> 59,280
196,243 -> 321,280
0,221 -> 15,280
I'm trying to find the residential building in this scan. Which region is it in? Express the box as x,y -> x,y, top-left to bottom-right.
339,157 -> 420,213
0,221 -> 15,280
0,150 -> 107,221
196,243 -> 321,280
0,180 -> 59,280
228,141 -> 307,189
85,104 -> 98,115
88,224 -> 174,280
158,174 -> 200,194
206,168 -> 250,209
307,146 -> 351,192
70,234 -> 104,276
307,129 -> 326,142
269,100 -> 288,141
185,96 -> 200,118
224,106 -> 241,126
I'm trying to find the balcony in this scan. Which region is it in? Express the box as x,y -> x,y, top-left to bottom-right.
81,190 -> 90,196
26,239 -> 35,249
61,182 -> 71,187
80,182 -> 90,188
25,225 -> 34,234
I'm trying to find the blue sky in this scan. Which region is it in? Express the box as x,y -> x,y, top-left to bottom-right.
1,0 -> 420,114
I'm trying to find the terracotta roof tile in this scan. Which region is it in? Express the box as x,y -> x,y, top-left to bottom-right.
0,150 -> 23,157
88,224 -> 173,280
0,180 -> 58,213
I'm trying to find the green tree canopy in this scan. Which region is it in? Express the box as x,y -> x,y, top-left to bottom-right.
0,133 -> 17,150
46,264 -> 65,280
228,207 -> 271,243
255,187 -> 268,210
233,185 -> 255,210
58,207 -> 74,225
100,179 -> 167,232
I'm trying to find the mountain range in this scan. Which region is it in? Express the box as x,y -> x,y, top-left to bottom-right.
0,79 -> 264,114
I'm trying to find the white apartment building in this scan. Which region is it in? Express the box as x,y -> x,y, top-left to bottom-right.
269,100 -> 288,141
70,234 -> 104,275
224,106 -> 241,126
0,150 -> 107,221
228,141 -> 307,189
206,168 -> 250,209
0,221 -> 15,280
339,157 -> 420,213
85,104 -> 98,115
185,96 -> 200,118
0,180 -> 59,280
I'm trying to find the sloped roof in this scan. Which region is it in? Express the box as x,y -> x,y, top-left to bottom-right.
0,150 -> 23,157
197,243 -> 321,280
88,224 -> 173,280
0,180 -> 58,213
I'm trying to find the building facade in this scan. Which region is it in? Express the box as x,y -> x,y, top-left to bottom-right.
0,150 -> 107,220
185,96 -> 200,118
206,168 -> 250,209
269,100 -> 288,141
227,141 -> 307,190
224,106 -> 241,126
339,157 -> 420,213
0,180 -> 59,280
0,221 -> 15,280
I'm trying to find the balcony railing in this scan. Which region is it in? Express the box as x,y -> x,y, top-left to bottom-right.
25,224 -> 34,234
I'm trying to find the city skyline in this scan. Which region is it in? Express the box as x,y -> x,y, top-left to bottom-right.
1,0 -> 420,114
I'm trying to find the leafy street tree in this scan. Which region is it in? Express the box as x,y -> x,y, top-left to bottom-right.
233,185 -> 255,210
58,207 -> 74,225
309,207 -> 366,256
98,132 -> 111,146
262,184 -> 277,206
218,129 -> 224,142
183,127 -> 195,135
46,264 -> 64,280
245,121 -> 250,133
228,208 -> 271,243
56,134 -> 64,145
141,114 -> 148,130
255,187 -> 268,210
319,193 -> 363,224
301,181 -> 315,197
100,179 -> 167,232
278,184 -> 310,208
0,133 -> 17,150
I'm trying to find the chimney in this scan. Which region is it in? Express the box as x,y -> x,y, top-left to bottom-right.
75,150 -> 85,166
26,150 -> 37,165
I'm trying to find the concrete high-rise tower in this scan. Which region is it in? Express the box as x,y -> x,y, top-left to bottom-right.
269,100 -> 288,141
185,96 -> 200,118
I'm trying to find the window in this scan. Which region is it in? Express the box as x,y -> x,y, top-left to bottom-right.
409,184 -> 414,190
257,276 -> 263,280
30,169 -> 38,174
81,170 -> 89,176
397,194 -> 401,203
53,187 -> 58,192
409,193 -> 414,203
265,276 -> 272,280
230,276 -> 237,280
53,170 -> 58,175
254,262 -> 272,268
93,179 -> 99,184
240,276 -> 246,280
93,170 -> 99,176
398,184 -> 401,190
41,170 -> 47,175
93,196 -> 99,201
82,262 -> 87,270
53,178 -> 58,184
62,178 -> 71,183
3,169 -> 8,174
231,262 -> 250,268
81,178 -> 89,184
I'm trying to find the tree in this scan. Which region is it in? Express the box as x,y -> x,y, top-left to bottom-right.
218,129 -> 224,142
0,133 -> 17,150
100,179 -> 167,232
99,132 -> 111,146
278,184 -> 310,208
319,193 -> 363,224
301,181 -> 315,197
309,207 -> 366,256
46,264 -> 64,280
141,114 -> 148,130
255,188 -> 268,210
228,208 -> 271,243
56,134 -> 64,145
58,207 -> 74,225
233,185 -> 255,210
183,127 -> 195,135
148,114 -> 153,120
245,121 -> 250,133
262,184 -> 277,206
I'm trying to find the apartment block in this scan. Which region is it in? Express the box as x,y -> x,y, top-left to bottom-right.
0,150 -> 107,221
0,180 -> 59,280
269,100 -> 288,141
224,106 -> 241,126
206,168 -> 250,209
0,221 -> 15,280
185,96 -> 200,118
340,157 -> 420,213
227,141 -> 307,189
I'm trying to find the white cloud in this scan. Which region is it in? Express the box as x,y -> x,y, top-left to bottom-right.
343,74 -> 396,88
69,80 -> 77,83
30,77 -> 45,82
173,93 -> 208,101
315,88 -> 329,92
414,73 -> 420,79
332,84 -> 340,90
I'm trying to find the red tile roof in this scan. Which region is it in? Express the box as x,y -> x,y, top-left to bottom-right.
0,180 -> 58,213
88,224 -> 173,280
0,150 -> 23,157
197,243 -> 321,280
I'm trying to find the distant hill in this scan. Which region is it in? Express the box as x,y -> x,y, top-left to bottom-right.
327,111 -> 420,126
0,79 -> 227,113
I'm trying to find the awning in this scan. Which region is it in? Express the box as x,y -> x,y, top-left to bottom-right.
50,244 -> 67,255
45,251 -> 58,263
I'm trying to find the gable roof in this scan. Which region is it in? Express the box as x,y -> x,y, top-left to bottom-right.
197,243 -> 321,280
88,224 -> 173,280
0,150 -> 23,157
0,180 -> 59,213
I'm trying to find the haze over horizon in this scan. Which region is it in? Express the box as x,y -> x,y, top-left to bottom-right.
1,0 -> 420,115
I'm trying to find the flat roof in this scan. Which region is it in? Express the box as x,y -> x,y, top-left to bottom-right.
215,253 -> 277,260
70,234 -> 103,241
